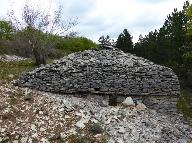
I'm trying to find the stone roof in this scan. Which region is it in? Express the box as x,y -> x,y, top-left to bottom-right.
16,48 -> 180,96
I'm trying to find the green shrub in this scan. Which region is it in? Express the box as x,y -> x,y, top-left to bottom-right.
67,134 -> 87,143
88,122 -> 104,135
177,90 -> 192,124
56,37 -> 98,53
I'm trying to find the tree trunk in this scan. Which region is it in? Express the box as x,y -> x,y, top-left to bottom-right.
33,46 -> 46,66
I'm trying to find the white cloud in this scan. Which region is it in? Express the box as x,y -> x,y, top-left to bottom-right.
0,0 -> 192,42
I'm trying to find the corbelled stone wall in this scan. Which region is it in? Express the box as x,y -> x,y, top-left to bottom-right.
16,48 -> 180,96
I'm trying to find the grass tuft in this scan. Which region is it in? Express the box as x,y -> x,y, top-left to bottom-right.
0,60 -> 36,81
177,90 -> 192,125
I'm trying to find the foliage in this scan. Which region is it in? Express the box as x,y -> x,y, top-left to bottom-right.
0,20 -> 15,40
177,90 -> 192,125
134,31 -> 159,62
185,0 -> 192,36
57,37 -> 98,53
0,28 -> 96,59
133,1 -> 192,89
87,122 -> 104,135
98,35 -> 115,47
116,29 -> 133,53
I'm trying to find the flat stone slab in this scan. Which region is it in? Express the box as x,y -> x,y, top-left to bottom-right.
15,48 -> 180,96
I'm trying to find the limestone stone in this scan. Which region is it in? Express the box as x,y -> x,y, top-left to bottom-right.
122,97 -> 135,106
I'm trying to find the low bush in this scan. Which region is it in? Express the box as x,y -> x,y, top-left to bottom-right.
56,37 -> 98,53
177,90 -> 192,125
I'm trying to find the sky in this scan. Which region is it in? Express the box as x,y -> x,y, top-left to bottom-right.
0,0 -> 192,43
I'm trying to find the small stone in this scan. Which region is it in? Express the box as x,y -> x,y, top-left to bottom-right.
39,111 -> 43,115
122,97 -> 135,106
59,108 -> 64,112
65,115 -> 70,119
41,138 -> 49,143
1,128 -> 6,132
8,74 -> 14,79
60,132 -> 66,139
177,139 -> 187,143
116,138 -> 124,143
21,137 -> 28,143
13,140 -> 19,143
67,128 -> 77,135
150,110 -> 157,115
40,127 -> 46,132
105,117 -> 112,125
75,116 -> 90,128
100,100 -> 108,107
118,127 -> 126,134
136,103 -> 146,110
31,124 -> 36,131
91,118 -> 98,123
94,134 -> 102,138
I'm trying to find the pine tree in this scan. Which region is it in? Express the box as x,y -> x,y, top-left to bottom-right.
98,35 -> 115,47
116,29 -> 133,53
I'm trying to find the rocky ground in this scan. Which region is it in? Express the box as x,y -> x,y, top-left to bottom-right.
0,82 -> 192,143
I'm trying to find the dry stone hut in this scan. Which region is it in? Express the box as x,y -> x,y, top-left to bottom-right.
16,47 -> 180,111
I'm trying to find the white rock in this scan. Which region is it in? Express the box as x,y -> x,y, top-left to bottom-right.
67,128 -> 77,135
40,127 -> 46,132
91,118 -> 98,123
65,115 -> 70,119
75,112 -> 82,116
21,137 -> 28,143
75,116 -> 90,128
39,111 -> 43,114
8,74 -> 14,79
118,127 -> 126,134
32,133 -> 38,138
105,117 -> 112,125
1,128 -> 6,132
122,97 -> 135,106
31,124 -> 36,131
94,134 -> 102,138
59,108 -> 64,112
136,103 -> 146,110
177,139 -> 187,143
60,132 -> 66,139
108,138 -> 115,143
41,138 -> 49,143
116,138 -> 124,143
13,140 -> 19,143
101,100 -> 108,107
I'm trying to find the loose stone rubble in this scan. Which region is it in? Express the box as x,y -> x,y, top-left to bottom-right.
0,83 -> 191,143
0,54 -> 29,62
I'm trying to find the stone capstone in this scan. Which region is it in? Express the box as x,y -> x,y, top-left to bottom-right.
15,48 -> 180,96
